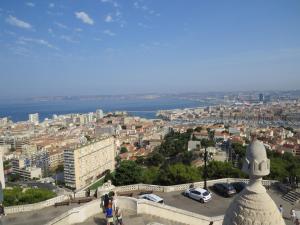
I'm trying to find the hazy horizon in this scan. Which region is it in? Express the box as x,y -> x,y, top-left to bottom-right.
0,89 -> 300,101
1,0 -> 300,98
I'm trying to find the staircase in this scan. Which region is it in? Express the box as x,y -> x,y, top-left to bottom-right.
282,190 -> 300,204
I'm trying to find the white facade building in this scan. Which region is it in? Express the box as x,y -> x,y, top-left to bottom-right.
29,113 -> 39,124
96,109 -> 104,119
64,136 -> 116,190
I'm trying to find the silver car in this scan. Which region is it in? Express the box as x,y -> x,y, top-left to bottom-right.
183,188 -> 212,203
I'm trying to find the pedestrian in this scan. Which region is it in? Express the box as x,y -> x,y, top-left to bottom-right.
106,201 -> 114,225
104,194 -> 110,210
290,208 -> 296,222
295,219 -> 300,225
115,206 -> 124,225
0,204 -> 5,218
112,195 -> 118,213
279,205 -> 283,217
86,188 -> 90,197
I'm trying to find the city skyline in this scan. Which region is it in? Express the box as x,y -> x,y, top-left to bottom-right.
1,0 -> 300,98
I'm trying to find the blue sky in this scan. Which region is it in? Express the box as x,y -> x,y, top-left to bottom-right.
0,0 -> 300,98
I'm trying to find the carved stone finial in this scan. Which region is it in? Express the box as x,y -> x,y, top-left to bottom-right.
222,140 -> 285,225
242,140 -> 270,178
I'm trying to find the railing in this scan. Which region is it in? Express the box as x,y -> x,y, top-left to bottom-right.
5,195 -> 69,214
6,178 -> 278,215
111,178 -> 278,194
47,197 -> 224,225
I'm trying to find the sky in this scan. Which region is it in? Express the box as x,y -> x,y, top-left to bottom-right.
0,0 -> 300,98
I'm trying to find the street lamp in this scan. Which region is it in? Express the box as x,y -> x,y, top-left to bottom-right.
203,147 -> 208,190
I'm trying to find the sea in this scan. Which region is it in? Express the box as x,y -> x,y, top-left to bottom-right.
0,97 -> 207,122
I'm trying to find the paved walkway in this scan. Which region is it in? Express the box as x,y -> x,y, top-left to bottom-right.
76,211 -> 187,225
1,204 -> 77,225
1,187 -> 298,225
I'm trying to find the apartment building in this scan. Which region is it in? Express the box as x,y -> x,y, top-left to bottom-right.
64,136 -> 116,190
11,158 -> 42,180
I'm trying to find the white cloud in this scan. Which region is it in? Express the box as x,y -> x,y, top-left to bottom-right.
105,14 -> 113,22
60,35 -> 78,43
49,3 -> 55,8
19,37 -> 58,50
133,2 -> 139,9
103,29 -> 116,36
75,11 -> 94,25
55,22 -> 68,29
9,45 -> 30,56
101,0 -> 119,8
6,15 -> 32,29
26,2 -> 35,7
138,22 -> 151,29
75,28 -> 82,32
4,30 -> 16,36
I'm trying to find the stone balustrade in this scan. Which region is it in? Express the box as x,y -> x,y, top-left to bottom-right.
5,195 -> 69,214
110,178 -> 277,194
46,196 -> 224,225
5,178 -> 278,215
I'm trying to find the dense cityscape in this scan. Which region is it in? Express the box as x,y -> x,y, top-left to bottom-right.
1,0 -> 300,224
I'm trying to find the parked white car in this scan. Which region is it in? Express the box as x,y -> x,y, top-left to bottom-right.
183,188 -> 212,203
139,194 -> 164,204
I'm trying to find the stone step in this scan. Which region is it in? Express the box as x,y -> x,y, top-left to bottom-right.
282,191 -> 300,204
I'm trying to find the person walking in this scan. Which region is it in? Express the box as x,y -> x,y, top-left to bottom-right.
290,208 -> 296,222
105,201 -> 114,225
295,219 -> 300,225
104,194 -> 110,210
0,204 -> 5,218
115,206 -> 124,225
279,205 -> 284,218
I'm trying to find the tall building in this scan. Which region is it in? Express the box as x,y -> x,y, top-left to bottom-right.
11,157 -> 42,180
29,113 -> 39,124
0,149 -> 5,189
64,136 -> 116,190
259,93 -> 264,102
96,109 -> 104,119
87,112 -> 94,123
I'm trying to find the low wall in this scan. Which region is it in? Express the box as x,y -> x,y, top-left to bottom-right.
6,178 -> 278,215
135,198 -> 223,225
5,195 -> 69,214
47,197 -> 223,225
112,178 -> 277,194
46,199 -> 102,225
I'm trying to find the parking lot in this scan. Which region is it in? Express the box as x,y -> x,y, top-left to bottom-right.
130,187 -> 299,225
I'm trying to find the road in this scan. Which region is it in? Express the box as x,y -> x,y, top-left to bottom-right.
130,187 -> 299,225
2,187 -> 299,225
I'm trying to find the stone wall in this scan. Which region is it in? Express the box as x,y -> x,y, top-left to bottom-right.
5,178 -> 278,214
46,197 -> 224,225
5,195 -> 69,214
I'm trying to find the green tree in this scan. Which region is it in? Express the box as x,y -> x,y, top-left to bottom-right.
146,152 -> 165,166
267,158 -> 289,180
120,147 -> 128,154
201,139 -> 215,148
142,167 -> 159,184
112,160 -> 143,185
194,127 -> 202,132
156,163 -> 201,185
206,161 -> 246,179
3,187 -> 56,206
232,143 -> 247,158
